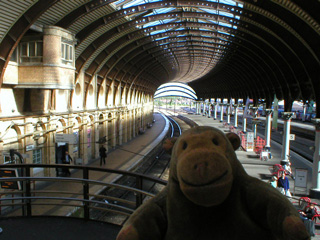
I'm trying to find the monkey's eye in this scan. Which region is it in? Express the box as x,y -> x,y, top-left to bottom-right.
182,142 -> 188,150
212,138 -> 219,146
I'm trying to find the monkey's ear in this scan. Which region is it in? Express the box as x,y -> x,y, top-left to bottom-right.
226,133 -> 240,150
162,137 -> 178,154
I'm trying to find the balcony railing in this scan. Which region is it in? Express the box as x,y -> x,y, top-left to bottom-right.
0,164 -> 167,222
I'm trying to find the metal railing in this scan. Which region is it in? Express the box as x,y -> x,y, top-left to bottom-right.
0,164 -> 167,221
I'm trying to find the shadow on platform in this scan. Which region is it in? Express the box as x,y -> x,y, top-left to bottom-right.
0,216 -> 121,240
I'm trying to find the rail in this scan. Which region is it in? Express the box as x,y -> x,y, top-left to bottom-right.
160,111 -> 182,137
0,164 -> 167,222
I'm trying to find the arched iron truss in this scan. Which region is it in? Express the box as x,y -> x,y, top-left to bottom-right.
0,0 -> 319,115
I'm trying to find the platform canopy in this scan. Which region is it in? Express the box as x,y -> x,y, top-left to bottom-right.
0,0 -> 319,115
154,82 -> 198,100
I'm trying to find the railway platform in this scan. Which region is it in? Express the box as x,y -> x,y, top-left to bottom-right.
179,110 -> 320,239
0,112 -> 169,239
2,110 -> 320,239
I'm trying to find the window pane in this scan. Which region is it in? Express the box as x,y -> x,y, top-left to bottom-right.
69,46 -> 73,61
29,42 -> 35,57
21,43 -> 28,56
36,42 -> 43,56
65,45 -> 69,60
10,48 -> 17,62
33,149 -> 42,164
61,43 -> 65,59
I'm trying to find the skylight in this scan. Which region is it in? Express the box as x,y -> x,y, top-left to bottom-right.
112,0 -> 244,82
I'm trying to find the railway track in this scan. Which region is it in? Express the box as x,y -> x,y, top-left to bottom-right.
163,107 -> 314,162
232,116 -> 315,162
90,113 -> 186,225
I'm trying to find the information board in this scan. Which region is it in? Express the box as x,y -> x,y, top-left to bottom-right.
295,168 -> 308,188
0,168 -> 21,190
246,132 -> 254,152
55,134 -> 77,144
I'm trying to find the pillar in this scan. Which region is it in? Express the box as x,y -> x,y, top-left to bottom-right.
214,103 -> 218,120
310,119 -> 320,198
302,103 -> 307,122
252,119 -> 260,139
195,102 -> 199,115
227,104 -> 231,125
202,102 -> 205,116
220,104 -> 224,122
242,106 -> 247,132
264,109 -> 273,148
94,116 -> 100,158
281,112 -> 293,160
132,110 -> 136,138
234,104 -> 238,128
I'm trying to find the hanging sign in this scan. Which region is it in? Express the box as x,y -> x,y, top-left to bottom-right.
55,134 -> 77,144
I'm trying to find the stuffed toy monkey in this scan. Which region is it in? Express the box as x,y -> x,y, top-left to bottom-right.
117,126 -> 309,240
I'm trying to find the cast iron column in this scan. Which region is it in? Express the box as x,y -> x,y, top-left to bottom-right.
311,119 -> 320,198
281,112 -> 293,160
265,109 -> 273,148
233,104 -> 239,128
214,103 -> 218,120
242,106 -> 247,133
220,104 -> 224,122
227,104 -> 231,125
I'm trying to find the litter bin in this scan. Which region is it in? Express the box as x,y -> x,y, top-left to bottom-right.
75,158 -> 83,165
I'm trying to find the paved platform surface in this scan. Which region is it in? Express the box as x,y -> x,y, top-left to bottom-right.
180,111 -> 320,239
0,113 -> 168,239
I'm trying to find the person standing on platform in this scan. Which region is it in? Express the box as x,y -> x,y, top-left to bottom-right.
99,145 -> 107,166
284,161 -> 295,180
63,151 -> 73,176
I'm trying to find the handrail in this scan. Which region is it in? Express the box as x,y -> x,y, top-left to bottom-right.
0,164 -> 167,185
0,164 -> 167,222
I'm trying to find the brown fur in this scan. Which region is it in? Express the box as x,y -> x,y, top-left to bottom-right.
117,126 -> 309,240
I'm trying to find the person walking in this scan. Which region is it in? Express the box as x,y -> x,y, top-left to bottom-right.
99,145 -> 107,166
63,151 -> 73,176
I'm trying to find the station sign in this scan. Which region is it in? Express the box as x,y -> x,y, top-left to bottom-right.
55,134 -> 77,144
289,134 -> 295,141
0,168 -> 21,190
26,145 -> 35,152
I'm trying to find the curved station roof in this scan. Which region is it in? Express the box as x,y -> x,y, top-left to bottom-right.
0,0 -> 319,115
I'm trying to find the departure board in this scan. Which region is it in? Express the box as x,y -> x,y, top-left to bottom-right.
0,169 -> 21,190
